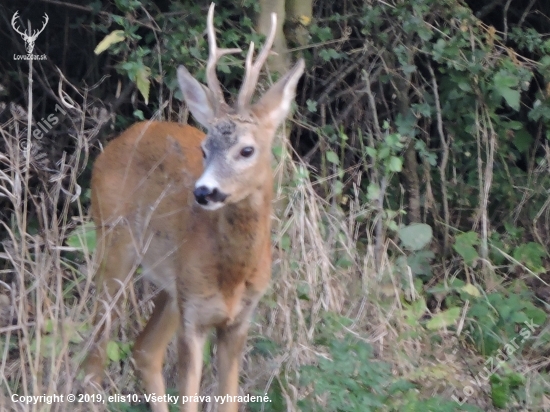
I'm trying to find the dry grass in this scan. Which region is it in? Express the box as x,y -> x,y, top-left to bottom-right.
0,73 -> 548,412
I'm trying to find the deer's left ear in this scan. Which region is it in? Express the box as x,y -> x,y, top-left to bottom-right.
252,59 -> 305,129
177,65 -> 215,128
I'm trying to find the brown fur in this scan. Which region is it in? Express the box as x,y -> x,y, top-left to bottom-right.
85,5 -> 303,411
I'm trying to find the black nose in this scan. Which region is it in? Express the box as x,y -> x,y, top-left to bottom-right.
193,186 -> 228,205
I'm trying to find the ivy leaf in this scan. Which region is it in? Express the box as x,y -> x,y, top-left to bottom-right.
493,71 -> 520,110
499,88 -> 520,110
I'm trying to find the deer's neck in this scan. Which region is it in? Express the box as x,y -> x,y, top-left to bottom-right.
211,186 -> 272,291
219,186 -> 271,248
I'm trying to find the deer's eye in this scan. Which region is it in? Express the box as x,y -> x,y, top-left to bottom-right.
240,147 -> 254,158
201,147 -> 207,159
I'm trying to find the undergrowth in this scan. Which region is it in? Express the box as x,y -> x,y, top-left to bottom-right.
1,0 -> 550,411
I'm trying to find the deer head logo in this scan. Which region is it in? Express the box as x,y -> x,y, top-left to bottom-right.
11,11 -> 49,54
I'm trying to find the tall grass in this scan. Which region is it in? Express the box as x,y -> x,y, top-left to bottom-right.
0,71 -> 547,412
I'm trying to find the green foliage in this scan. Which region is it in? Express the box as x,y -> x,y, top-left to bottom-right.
106,340 -> 132,363
453,232 -> 480,266
398,223 -> 433,251
14,0 -> 547,409
298,336 -> 392,411
93,0 -> 262,106
466,289 -> 547,356
296,313 -> 481,411
402,297 -> 427,326
426,307 -> 461,330
490,371 -> 526,409
512,242 -> 546,273
66,221 -> 97,255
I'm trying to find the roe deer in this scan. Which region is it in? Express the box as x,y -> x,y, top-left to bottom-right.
84,3 -> 304,412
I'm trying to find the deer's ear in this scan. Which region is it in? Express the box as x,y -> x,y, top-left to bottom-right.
177,65 -> 215,128
252,59 -> 305,129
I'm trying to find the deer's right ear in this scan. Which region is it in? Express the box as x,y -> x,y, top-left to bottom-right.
177,65 -> 215,128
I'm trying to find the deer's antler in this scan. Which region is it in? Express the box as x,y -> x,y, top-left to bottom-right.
237,12 -> 277,110
11,11 -> 27,38
206,4 -> 241,113
29,14 -> 49,41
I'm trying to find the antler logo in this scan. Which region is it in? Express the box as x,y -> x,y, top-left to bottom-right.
11,11 -> 49,54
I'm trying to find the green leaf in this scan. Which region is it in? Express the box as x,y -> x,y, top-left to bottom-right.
106,341 -> 120,362
365,147 -> 377,158
493,71 -> 520,110
407,250 -> 434,277
512,129 -> 533,153
523,306 -> 547,326
462,283 -> 481,297
408,297 -> 427,321
426,307 -> 461,330
133,109 -> 145,120
306,99 -> 317,113
490,374 -> 510,408
66,222 -> 96,255
280,234 -> 291,251
510,311 -> 529,324
388,156 -> 403,172
136,66 -> 151,105
378,146 -> 390,160
513,242 -> 545,271
453,231 -> 479,265
94,30 -> 125,55
297,283 -> 311,300
325,150 -> 339,165
398,223 -> 433,251
366,184 -> 380,201
500,88 -> 520,110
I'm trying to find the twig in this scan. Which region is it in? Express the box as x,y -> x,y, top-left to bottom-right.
518,0 -> 537,28
428,63 -> 450,255
363,69 -> 385,272
476,0 -> 504,19
503,0 -> 513,41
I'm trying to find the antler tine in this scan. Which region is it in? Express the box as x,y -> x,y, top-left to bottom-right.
31,13 -> 50,40
206,3 -> 241,110
237,12 -> 277,110
11,11 -> 26,37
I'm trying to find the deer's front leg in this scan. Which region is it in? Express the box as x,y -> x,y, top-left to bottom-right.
215,297 -> 259,412
177,321 -> 206,412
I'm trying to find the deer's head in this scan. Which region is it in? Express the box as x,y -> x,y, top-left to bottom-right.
12,11 -> 49,54
177,4 -> 304,210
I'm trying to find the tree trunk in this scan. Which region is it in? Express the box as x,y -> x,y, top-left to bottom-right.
285,0 -> 313,48
257,0 -> 289,74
